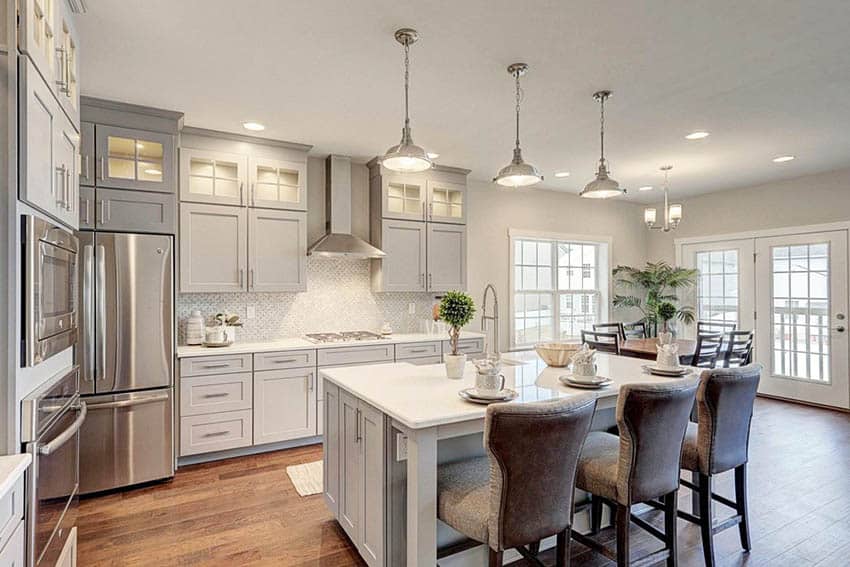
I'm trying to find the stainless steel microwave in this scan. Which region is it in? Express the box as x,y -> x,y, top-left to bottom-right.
22,215 -> 79,367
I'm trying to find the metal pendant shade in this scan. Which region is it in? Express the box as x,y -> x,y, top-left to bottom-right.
493,63 -> 543,188
382,28 -> 433,173
581,90 -> 625,198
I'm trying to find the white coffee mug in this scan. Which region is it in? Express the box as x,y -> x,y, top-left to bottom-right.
475,372 -> 505,396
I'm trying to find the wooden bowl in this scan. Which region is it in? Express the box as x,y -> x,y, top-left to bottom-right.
534,341 -> 582,367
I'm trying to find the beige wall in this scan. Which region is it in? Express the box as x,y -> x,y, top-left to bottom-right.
466,181 -> 649,351
647,167 -> 850,262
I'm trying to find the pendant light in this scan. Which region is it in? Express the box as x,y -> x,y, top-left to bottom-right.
493,63 -> 543,188
381,28 -> 433,173
644,165 -> 683,231
580,90 -> 625,198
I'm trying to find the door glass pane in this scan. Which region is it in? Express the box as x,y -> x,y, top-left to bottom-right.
770,244 -> 831,383
108,137 -> 164,182
695,249 -> 739,324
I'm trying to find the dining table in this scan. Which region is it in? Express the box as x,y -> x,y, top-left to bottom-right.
621,337 -> 697,363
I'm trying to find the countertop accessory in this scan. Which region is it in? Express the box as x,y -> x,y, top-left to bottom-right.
643,364 -> 693,377
186,310 -> 205,345
458,388 -> 518,404
559,374 -> 613,389
441,291 -> 476,379
202,340 -> 234,348
535,341 -> 581,367
380,322 -> 393,336
493,63 -> 543,187
656,341 -> 680,368
570,344 -> 598,378
480,283 -> 500,356
580,90 -> 625,198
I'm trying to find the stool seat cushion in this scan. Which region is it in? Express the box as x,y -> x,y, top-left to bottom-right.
437,457 -> 490,543
576,431 -> 620,502
681,422 -> 700,472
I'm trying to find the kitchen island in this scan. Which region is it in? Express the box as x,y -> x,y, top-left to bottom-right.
320,351 -> 695,566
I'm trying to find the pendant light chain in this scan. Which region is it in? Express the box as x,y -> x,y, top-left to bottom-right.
403,39 -> 411,130
599,94 -> 606,166
514,70 -> 522,150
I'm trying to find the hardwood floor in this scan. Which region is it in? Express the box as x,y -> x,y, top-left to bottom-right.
78,398 -> 850,566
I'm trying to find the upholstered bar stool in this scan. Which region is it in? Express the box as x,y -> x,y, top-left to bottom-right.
573,380 -> 698,567
677,365 -> 761,567
437,396 -> 597,566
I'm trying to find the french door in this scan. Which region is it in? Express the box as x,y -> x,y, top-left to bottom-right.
680,228 -> 849,409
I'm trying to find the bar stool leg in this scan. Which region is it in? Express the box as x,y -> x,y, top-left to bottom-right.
664,491 -> 678,567
488,549 -> 503,566
735,464 -> 752,551
698,473 -> 716,567
556,527 -> 570,567
615,504 -> 631,567
590,495 -> 603,535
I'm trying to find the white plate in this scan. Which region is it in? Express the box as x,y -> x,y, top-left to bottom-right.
642,364 -> 692,377
202,341 -> 234,348
458,388 -> 518,404
559,375 -> 613,389
471,388 -> 508,400
560,373 -> 610,385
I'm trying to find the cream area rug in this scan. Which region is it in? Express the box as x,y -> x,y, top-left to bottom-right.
286,461 -> 323,496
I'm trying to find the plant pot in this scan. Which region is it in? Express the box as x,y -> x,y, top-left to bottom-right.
444,353 -> 467,380
657,331 -> 673,345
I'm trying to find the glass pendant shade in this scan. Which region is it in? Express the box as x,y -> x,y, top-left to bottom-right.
382,126 -> 432,173
644,207 -> 657,225
494,148 -> 543,187
668,203 -> 683,223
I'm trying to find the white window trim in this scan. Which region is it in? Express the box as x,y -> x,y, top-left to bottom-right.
508,229 -> 612,350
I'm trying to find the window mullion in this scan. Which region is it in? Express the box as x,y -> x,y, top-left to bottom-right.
552,241 -> 560,340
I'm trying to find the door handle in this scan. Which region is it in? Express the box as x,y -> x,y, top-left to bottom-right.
99,156 -> 106,180
835,326 -> 846,333
239,182 -> 244,206
83,245 -> 94,382
96,245 -> 107,382
355,408 -> 361,443
85,392 -> 170,410
249,268 -> 254,290
65,169 -> 72,211
39,402 -> 87,455
202,392 -> 229,399
54,165 -> 66,207
83,155 -> 90,181
308,374 -> 314,392
83,199 -> 90,226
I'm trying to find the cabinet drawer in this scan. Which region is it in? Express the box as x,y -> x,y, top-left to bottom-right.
0,477 -> 23,549
180,354 -> 252,377
317,344 -> 394,367
180,372 -> 252,416
96,187 -> 176,234
395,341 -> 441,360
180,410 -> 252,456
442,337 -> 484,355
254,349 -> 316,371
0,520 -> 24,567
406,355 -> 443,366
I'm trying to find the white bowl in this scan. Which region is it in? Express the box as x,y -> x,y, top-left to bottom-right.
534,342 -> 582,367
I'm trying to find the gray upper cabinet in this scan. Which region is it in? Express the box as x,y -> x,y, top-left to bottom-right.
378,174 -> 426,222
53,0 -> 80,126
79,121 -> 95,187
247,209 -> 307,292
95,125 -> 176,193
53,109 -> 79,229
179,148 -> 248,207
17,0 -> 58,98
371,219 -> 426,292
179,203 -> 247,292
248,156 -> 307,211
426,179 -> 466,224
95,188 -> 176,234
427,223 -> 467,291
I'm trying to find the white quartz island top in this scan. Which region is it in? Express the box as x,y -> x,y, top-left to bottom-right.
320,351 -> 697,430
0,454 -> 30,497
176,331 -> 485,358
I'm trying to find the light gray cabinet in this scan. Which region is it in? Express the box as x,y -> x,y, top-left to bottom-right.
317,344 -> 394,368
334,389 -> 386,567
180,372 -> 253,416
17,0 -> 58,97
249,156 -> 307,211
54,108 -> 79,229
371,219 -> 427,292
247,208 -> 307,291
79,121 -> 95,187
95,187 -> 176,233
377,173 -> 427,222
179,203 -> 247,292
180,410 -> 253,456
79,185 -> 95,229
426,179 -> 466,224
253,367 -> 317,445
179,147 -> 247,206
95,125 -> 176,193
427,223 -> 467,291
53,0 -> 80,126
323,380 -> 340,516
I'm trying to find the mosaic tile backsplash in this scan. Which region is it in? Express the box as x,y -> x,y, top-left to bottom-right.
177,257 -> 438,343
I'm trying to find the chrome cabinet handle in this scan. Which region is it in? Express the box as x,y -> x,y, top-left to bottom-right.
83,199 -> 90,226
428,202 -> 433,220
239,182 -> 244,206
202,431 -> 229,438
201,363 -> 230,369
54,165 -> 67,207
99,157 -> 106,180
355,408 -> 361,443
249,268 -> 254,290
251,182 -> 256,206
65,169 -> 72,211
408,348 -> 428,353
271,358 -> 297,364
428,273 -> 433,289
96,245 -> 107,381
98,200 -> 111,224
83,245 -> 94,381
238,269 -> 244,288
421,200 -> 426,221
308,374 -> 314,392
54,47 -> 69,94
202,392 -> 229,399
82,155 -> 90,181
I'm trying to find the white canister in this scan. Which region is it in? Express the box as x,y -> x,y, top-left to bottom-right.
186,310 -> 205,345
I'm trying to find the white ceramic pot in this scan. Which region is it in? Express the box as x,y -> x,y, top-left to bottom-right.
444,353 -> 467,380
657,331 -> 674,345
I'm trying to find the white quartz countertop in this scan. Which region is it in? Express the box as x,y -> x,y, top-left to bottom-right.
320,351 -> 698,430
176,331 -> 485,358
0,454 -> 30,498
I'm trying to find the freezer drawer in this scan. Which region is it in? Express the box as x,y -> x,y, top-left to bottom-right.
79,389 -> 174,494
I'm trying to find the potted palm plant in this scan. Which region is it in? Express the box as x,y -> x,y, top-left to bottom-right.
439,291 -> 476,379
612,261 -> 697,337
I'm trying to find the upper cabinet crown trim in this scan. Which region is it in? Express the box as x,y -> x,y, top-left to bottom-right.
181,126 -> 313,153
81,96 -> 184,134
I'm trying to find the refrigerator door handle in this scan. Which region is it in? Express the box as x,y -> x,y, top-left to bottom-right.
85,392 -> 170,410
83,245 -> 94,382
96,244 -> 107,383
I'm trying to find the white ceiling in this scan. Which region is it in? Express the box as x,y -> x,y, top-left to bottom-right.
76,0 -> 850,203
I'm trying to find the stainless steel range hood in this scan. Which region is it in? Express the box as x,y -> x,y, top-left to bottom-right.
308,155 -> 386,259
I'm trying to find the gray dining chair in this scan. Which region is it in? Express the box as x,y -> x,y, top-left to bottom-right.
722,331 -> 754,367
437,396 -> 597,567
573,380 -> 698,567
623,321 -> 648,339
593,322 -> 626,341
581,330 -> 621,355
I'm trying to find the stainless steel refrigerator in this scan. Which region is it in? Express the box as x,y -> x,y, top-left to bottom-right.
77,232 -> 174,494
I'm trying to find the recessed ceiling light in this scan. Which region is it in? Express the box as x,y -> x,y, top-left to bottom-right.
685,131 -> 710,140
772,155 -> 795,163
242,121 -> 265,132
554,171 -> 570,178
427,152 -> 439,159
638,185 -> 654,191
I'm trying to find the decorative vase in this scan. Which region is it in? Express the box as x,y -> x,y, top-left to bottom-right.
186,310 -> 205,345
444,353 -> 467,380
657,330 -> 673,345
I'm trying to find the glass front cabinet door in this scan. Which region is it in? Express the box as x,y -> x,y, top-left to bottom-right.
249,157 -> 307,211
381,175 -> 426,221
95,125 -> 175,193
180,148 -> 248,206
426,179 -> 466,224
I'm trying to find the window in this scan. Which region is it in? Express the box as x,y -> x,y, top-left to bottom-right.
696,249 -> 739,326
510,232 -> 609,348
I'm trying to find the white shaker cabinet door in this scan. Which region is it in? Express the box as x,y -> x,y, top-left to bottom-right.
253,368 -> 317,445
248,157 -> 307,211
180,148 -> 248,207
54,110 -> 79,229
17,0 -> 57,88
427,223 -> 467,291
323,381 -> 340,516
358,401 -> 385,567
247,209 -> 307,292
338,390 -> 361,542
19,56 -> 59,221
179,203 -> 247,292
373,219 -> 427,292
380,174 -> 427,222
426,179 -> 466,224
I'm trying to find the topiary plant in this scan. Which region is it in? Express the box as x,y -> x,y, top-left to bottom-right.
656,301 -> 677,333
439,291 -> 476,356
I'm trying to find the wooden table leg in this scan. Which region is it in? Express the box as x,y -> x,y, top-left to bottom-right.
406,427 -> 438,567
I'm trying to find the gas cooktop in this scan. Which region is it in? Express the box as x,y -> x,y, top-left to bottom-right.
303,331 -> 387,344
